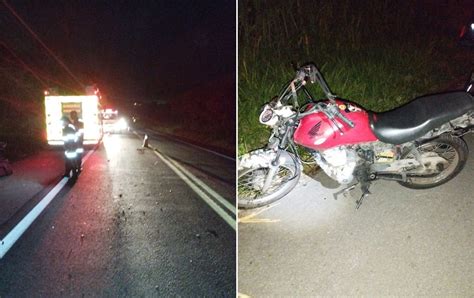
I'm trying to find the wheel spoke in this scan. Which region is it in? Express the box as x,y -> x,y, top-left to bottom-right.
403,138 -> 460,185
238,165 -> 294,199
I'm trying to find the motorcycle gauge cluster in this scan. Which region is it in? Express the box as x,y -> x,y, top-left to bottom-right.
259,106 -> 276,125
260,109 -> 273,122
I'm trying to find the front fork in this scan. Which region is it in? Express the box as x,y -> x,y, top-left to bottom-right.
261,150 -> 281,192
261,122 -> 294,192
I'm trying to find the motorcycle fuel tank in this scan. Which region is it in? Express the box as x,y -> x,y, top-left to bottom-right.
293,100 -> 378,150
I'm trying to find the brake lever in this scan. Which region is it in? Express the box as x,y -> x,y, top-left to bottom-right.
329,117 -> 344,135
317,103 -> 344,135
327,103 -> 355,127
336,110 -> 355,128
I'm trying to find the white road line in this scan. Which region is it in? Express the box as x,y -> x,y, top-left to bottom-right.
167,157 -> 235,215
0,149 -> 95,259
133,131 -> 235,227
144,129 -> 236,161
0,177 -> 68,258
153,150 -> 236,230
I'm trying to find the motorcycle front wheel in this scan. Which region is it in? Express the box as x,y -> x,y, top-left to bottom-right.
398,134 -> 468,189
238,151 -> 300,209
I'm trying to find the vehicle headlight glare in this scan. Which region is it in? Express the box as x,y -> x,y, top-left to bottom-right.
116,118 -> 128,130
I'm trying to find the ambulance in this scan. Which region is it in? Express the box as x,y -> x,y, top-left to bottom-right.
101,108 -> 128,133
45,91 -> 103,146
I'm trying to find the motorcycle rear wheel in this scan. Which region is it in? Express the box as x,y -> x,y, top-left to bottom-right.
398,135 -> 468,189
238,151 -> 300,209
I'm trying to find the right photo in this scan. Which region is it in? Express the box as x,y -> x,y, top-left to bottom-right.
238,0 -> 474,296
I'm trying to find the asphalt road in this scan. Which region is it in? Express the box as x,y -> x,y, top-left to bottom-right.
0,131 -> 235,296
239,134 -> 474,296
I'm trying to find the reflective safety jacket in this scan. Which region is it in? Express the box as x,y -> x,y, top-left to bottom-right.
72,119 -> 84,145
62,124 -> 83,159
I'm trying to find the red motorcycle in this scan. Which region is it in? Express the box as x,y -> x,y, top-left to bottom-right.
238,64 -> 474,208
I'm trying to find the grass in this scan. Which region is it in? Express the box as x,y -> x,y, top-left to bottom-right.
0,111 -> 46,161
135,74 -> 236,156
238,0 -> 474,155
0,71 -> 46,161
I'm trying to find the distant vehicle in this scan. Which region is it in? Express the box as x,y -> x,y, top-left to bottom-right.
45,94 -> 103,146
101,108 -> 128,133
459,17 -> 474,46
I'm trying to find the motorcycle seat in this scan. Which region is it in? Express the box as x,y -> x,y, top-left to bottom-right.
369,91 -> 474,144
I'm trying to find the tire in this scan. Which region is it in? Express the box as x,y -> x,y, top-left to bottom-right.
70,166 -> 78,180
70,158 -> 80,180
398,135 -> 468,189
238,150 -> 301,209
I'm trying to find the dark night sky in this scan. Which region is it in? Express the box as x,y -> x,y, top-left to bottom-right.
1,0 -> 235,104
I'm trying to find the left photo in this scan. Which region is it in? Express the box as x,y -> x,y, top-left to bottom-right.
0,0 -> 236,296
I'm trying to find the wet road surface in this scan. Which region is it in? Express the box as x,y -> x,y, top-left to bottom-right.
0,131 -> 235,296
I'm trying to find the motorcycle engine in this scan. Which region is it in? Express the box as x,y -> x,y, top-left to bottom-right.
313,147 -> 358,185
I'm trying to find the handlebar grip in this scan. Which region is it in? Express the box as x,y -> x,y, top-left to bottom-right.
295,69 -> 306,82
296,64 -> 317,83
306,64 -> 317,83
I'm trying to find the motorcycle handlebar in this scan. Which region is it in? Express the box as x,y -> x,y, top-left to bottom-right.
294,64 -> 336,101
295,64 -> 317,83
297,102 -> 355,128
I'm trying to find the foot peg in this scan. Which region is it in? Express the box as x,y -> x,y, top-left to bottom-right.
355,183 -> 371,209
333,184 -> 356,200
356,192 -> 370,209
331,181 -> 372,209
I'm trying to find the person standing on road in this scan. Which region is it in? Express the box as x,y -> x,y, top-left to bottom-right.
61,116 -> 80,177
69,110 -> 84,169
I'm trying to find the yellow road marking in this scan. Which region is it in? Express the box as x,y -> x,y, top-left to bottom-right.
238,203 -> 280,224
240,219 -> 280,223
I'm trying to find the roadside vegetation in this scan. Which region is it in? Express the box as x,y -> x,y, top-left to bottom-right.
238,0 -> 474,154
0,11 -> 82,161
134,74 -> 236,156
1,5 -> 236,162
0,64 -> 49,161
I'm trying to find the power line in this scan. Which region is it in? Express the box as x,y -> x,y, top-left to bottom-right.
32,68 -> 83,93
0,41 -> 48,88
0,68 -> 39,100
2,0 -> 85,89
0,41 -> 82,93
